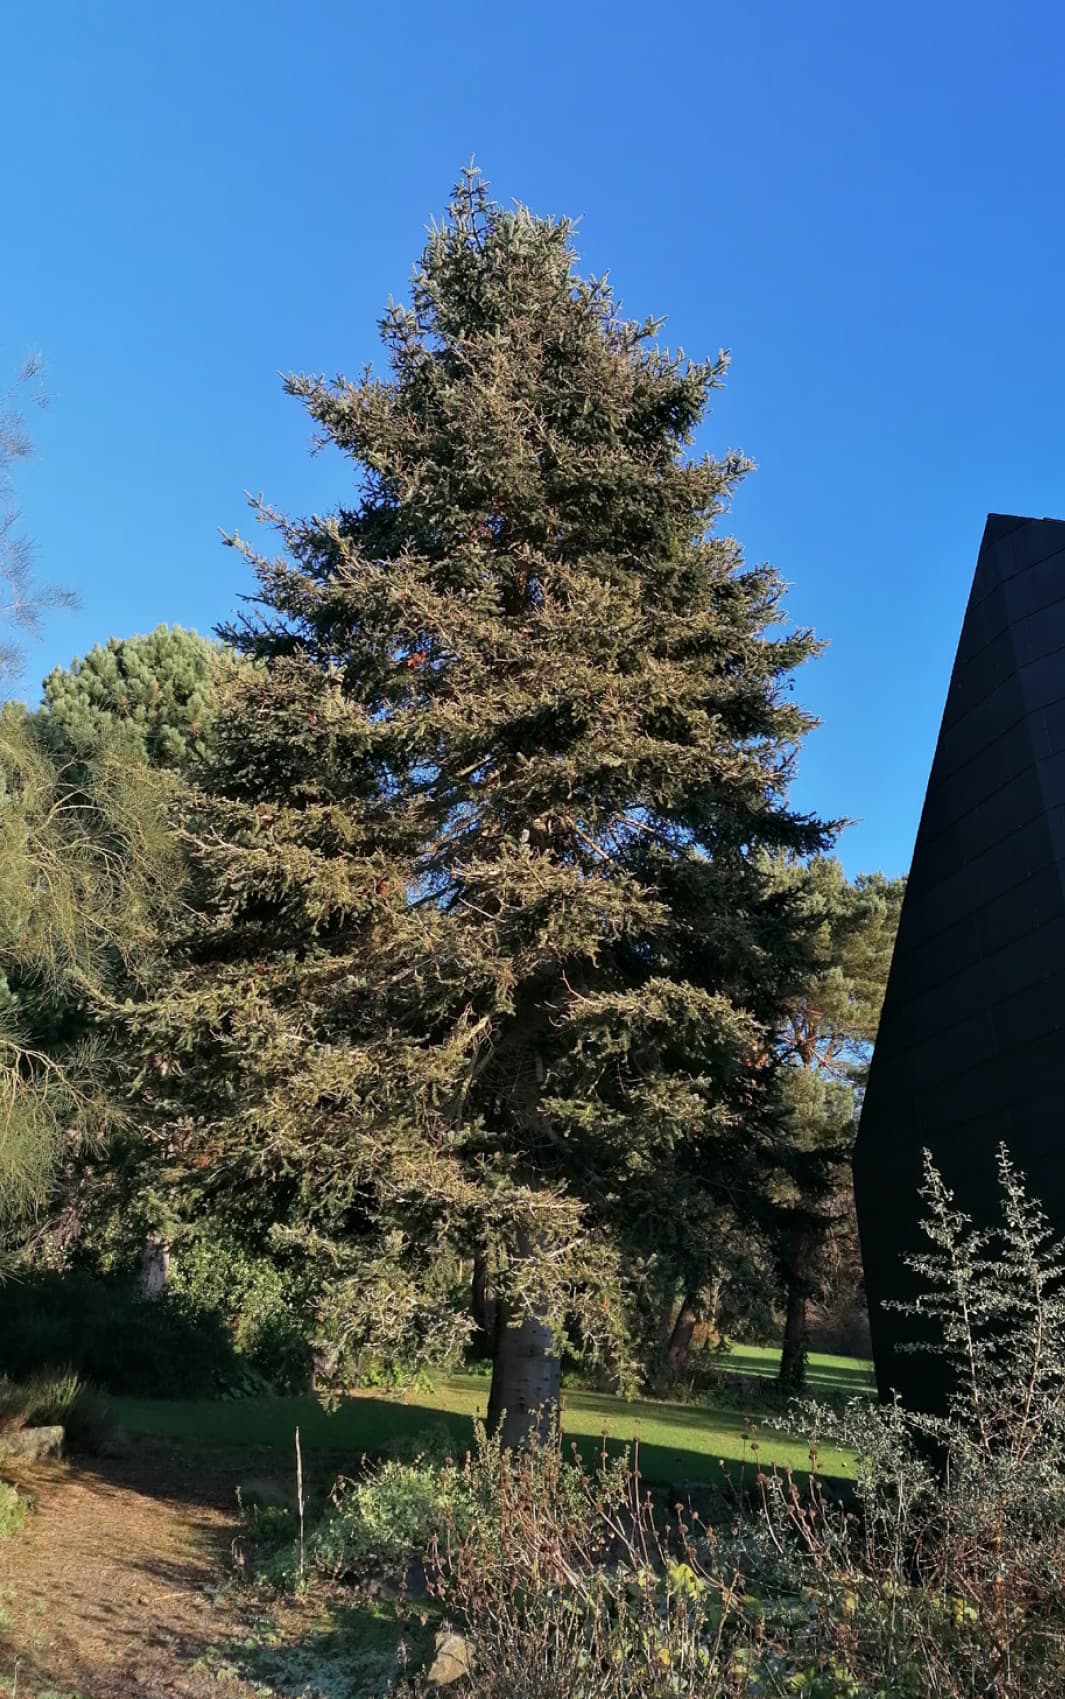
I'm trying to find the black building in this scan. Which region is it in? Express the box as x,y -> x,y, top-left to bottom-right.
854,513 -> 1065,1412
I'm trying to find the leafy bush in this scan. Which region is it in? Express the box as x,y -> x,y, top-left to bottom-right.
242,1447 -> 476,1592
166,1232 -> 313,1393
0,1268 -> 240,1396
311,1460 -> 476,1580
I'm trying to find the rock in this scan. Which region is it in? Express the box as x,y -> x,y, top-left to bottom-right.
426,1628 -> 472,1686
0,1424 -> 64,1462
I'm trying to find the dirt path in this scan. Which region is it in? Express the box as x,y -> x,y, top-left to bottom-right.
0,1446 -> 281,1699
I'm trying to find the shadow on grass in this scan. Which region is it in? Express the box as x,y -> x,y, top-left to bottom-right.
717,1347 -> 875,1395
116,1388 -> 849,1493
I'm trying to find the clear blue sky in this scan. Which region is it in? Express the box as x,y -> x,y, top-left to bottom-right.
4,1 -> 1064,878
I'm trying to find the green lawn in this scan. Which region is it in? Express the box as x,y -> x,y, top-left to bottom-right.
115,1347 -> 869,1487
714,1343 -> 875,1396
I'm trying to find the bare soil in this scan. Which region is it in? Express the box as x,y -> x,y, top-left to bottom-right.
0,1445 -> 299,1698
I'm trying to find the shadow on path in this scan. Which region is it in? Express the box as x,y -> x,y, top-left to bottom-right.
0,1449 -> 271,1698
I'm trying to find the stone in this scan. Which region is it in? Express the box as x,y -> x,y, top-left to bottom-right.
0,1424 -> 64,1461
426,1628 -> 473,1686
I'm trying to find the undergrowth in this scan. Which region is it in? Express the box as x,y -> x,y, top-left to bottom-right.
0,1368 -> 113,1452
232,1146 -> 1065,1697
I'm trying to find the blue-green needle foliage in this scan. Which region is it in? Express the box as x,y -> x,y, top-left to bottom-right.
40,624 -> 231,769
127,170 -> 831,1416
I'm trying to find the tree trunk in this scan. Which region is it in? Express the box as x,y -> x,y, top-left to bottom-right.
136,1232 -> 170,1300
667,1290 -> 700,1381
487,1300 -> 561,1448
471,1245 -> 498,1343
486,1226 -> 560,1447
779,1275 -> 808,1391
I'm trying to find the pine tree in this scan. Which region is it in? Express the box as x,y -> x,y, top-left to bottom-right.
134,171 -> 831,1442
0,709 -> 179,1239
40,625 -> 230,768
24,628 -> 240,1280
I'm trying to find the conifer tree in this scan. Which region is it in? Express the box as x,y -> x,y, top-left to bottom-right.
135,172 -> 831,1441
40,625 -> 229,768
0,709 -> 179,1233
24,628 -> 237,1277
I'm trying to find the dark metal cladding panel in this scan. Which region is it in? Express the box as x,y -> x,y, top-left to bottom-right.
854,514 -> 1065,1414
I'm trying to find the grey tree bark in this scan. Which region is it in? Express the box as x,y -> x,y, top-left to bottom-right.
486,1227 -> 561,1447
136,1232 -> 171,1300
486,1300 -> 561,1449
471,1244 -> 498,1343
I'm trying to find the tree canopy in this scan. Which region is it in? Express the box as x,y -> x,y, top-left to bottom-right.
40,625 -> 230,769
123,170 -> 833,1439
0,709 -> 179,1225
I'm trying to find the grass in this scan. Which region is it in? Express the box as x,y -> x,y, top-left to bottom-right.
115,1345 -> 869,1487
717,1343 -> 874,1395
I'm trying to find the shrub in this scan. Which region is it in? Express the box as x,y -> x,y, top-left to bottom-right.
428,1428 -> 770,1699
244,1450 -> 477,1592
233,1488 -> 298,1581
0,1378 -> 31,1432
166,1232 -> 313,1393
426,1149 -> 1065,1699
310,1459 -> 476,1579
29,1370 -> 113,1452
755,1145 -> 1065,1698
0,1268 -> 242,1396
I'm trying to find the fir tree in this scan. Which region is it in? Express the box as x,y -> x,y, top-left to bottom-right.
134,171 -> 831,1441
